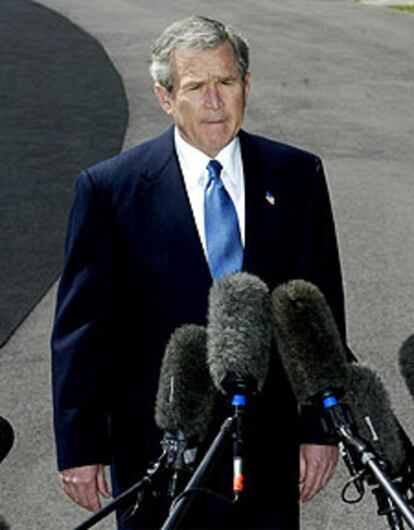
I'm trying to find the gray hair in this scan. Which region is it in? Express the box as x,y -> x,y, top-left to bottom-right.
150,15 -> 249,92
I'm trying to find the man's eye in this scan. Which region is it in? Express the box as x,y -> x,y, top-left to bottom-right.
187,83 -> 201,91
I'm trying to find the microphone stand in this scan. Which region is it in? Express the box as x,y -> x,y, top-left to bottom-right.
372,484 -> 405,530
161,384 -> 249,530
72,454 -> 167,530
323,394 -> 414,530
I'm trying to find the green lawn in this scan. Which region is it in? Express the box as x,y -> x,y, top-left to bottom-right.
390,5 -> 414,12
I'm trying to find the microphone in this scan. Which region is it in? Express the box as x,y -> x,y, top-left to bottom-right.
271,279 -> 365,492
207,272 -> 272,395
155,324 -> 217,497
271,279 -> 350,404
207,272 -> 272,500
399,334 -> 414,400
343,363 -> 406,476
0,416 -> 14,464
271,279 -> 406,477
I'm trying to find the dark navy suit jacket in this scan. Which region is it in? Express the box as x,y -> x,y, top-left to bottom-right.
51,126 -> 345,528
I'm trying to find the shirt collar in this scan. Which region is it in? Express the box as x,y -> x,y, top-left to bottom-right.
174,127 -> 241,186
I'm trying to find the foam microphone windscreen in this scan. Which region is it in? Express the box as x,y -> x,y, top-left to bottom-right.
343,363 -> 406,474
0,416 -> 14,464
155,324 -> 217,441
207,272 -> 272,395
399,334 -> 414,400
271,279 -> 350,404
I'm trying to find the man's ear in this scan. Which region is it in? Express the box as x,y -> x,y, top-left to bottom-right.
154,83 -> 173,115
243,73 -> 252,104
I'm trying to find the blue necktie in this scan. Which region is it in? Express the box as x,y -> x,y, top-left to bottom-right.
204,160 -> 243,279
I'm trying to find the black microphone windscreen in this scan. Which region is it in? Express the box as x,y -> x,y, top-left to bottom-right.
271,279 -> 350,404
155,324 -> 216,441
399,334 -> 414,400
0,416 -> 14,464
343,363 -> 406,474
207,272 -> 272,395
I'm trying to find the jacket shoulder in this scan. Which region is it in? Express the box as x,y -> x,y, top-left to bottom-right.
239,130 -> 325,195
80,128 -> 175,190
240,130 -> 321,166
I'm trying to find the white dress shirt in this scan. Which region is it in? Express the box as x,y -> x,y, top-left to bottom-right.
174,127 -> 245,257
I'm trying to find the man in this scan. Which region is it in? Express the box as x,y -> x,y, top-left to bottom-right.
52,16 -> 344,529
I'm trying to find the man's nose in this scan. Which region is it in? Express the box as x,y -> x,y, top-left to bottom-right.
204,85 -> 223,109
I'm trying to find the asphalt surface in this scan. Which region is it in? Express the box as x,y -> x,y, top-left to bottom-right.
0,0 -> 127,347
0,1 -> 413,528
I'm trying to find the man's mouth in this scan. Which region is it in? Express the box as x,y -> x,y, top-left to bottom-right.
204,119 -> 227,126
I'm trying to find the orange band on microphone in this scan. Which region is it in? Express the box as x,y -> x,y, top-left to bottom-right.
233,474 -> 245,493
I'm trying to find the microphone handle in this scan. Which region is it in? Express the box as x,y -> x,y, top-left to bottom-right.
162,431 -> 197,498
161,417 -> 235,530
232,398 -> 245,501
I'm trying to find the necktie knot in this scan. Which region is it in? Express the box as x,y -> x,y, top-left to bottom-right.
207,160 -> 223,183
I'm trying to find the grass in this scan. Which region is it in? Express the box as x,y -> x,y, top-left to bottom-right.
389,4 -> 414,12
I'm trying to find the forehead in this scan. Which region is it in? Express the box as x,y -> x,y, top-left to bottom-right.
171,41 -> 240,81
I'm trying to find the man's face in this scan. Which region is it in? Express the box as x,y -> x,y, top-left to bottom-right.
155,41 -> 251,158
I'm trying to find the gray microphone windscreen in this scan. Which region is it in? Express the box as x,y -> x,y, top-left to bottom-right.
399,334 -> 414,400
343,363 -> 406,474
155,324 -> 216,441
207,272 -> 272,395
271,279 -> 350,404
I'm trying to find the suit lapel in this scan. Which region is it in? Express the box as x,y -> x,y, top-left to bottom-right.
155,129 -> 208,266
150,128 -> 212,322
240,130 -> 274,275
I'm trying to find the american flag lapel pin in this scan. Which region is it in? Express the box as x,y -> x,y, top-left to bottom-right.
265,191 -> 276,206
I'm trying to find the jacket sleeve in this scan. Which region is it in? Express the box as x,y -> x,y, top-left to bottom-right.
295,156 -> 346,341
51,170 -> 117,470
295,156 -> 350,444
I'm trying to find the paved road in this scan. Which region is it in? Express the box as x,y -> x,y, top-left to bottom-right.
0,1 -> 413,528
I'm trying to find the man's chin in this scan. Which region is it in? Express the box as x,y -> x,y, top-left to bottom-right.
201,132 -> 236,156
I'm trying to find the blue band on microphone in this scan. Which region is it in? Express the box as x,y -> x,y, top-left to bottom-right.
232,394 -> 246,407
323,396 -> 338,409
